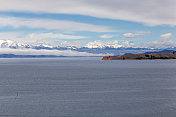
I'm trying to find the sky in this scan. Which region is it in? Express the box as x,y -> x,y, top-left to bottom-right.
0,0 -> 176,49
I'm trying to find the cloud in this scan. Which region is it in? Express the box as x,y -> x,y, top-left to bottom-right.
0,17 -> 115,32
123,33 -> 146,38
0,48 -> 113,56
28,33 -> 86,40
100,34 -> 114,39
0,32 -> 87,46
146,40 -> 176,49
0,0 -> 176,26
144,34 -> 176,49
122,41 -> 135,48
160,33 -> 176,41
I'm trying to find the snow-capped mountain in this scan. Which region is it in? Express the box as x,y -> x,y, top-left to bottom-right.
0,40 -> 57,49
0,39 -> 164,57
0,40 -> 122,49
85,40 -> 123,48
0,40 -> 30,48
0,39 -> 167,51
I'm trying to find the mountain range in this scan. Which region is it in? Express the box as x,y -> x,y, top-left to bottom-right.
0,39 -> 175,57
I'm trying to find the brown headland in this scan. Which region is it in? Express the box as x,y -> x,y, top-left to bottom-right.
102,51 -> 176,60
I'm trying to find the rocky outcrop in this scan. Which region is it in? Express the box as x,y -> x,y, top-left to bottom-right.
102,51 -> 176,60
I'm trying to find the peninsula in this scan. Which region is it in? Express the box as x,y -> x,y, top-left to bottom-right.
102,51 -> 176,60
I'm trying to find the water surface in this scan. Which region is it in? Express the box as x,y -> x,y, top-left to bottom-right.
0,58 -> 176,117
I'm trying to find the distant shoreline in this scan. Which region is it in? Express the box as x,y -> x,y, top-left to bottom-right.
102,51 -> 176,60
0,54 -> 102,58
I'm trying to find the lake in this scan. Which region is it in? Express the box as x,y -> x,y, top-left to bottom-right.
0,58 -> 176,117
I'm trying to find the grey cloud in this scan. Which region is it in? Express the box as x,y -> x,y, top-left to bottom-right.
0,0 -> 176,26
123,33 -> 145,38
0,17 -> 115,32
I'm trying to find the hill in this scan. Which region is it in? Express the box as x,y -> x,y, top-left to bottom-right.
102,51 -> 176,60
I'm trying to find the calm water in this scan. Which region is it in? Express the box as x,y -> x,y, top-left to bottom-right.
1,58 -> 176,117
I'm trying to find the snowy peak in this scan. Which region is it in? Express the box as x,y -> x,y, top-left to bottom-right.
0,40 -> 30,48
0,40 -> 56,49
85,40 -> 123,48
0,39 -> 160,50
